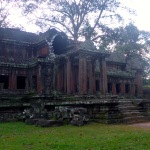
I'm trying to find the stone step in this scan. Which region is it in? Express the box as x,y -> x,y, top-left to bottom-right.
124,119 -> 148,124
124,120 -> 147,124
123,111 -> 141,117
118,106 -> 138,111
120,108 -> 140,113
118,101 -> 133,105
123,116 -> 146,124
118,104 -> 135,107
118,100 -> 150,124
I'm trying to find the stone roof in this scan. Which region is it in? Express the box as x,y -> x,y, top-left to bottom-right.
0,56 -> 38,67
0,28 -> 38,43
77,39 -> 97,50
127,57 -> 143,70
106,52 -> 126,63
107,70 -> 134,78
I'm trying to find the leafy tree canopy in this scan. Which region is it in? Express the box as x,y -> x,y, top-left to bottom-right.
99,23 -> 150,78
22,0 -> 133,41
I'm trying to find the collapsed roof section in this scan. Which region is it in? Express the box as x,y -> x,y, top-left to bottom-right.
0,28 -> 70,55
0,27 -> 144,70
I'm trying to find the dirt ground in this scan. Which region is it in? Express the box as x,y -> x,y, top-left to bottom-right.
129,122 -> 150,129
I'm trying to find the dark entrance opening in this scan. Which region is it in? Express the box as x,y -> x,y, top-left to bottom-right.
17,76 -> 26,89
52,34 -> 69,55
125,84 -> 130,93
0,75 -> 9,89
96,80 -> 100,91
116,83 -> 121,94
108,83 -> 112,93
135,85 -> 138,96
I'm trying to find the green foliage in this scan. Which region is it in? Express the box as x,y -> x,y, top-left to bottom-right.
143,78 -> 150,87
99,23 -> 150,78
1,122 -> 150,150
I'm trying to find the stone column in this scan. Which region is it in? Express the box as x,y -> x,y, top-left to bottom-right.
37,65 -> 43,95
82,57 -> 87,94
134,70 -> 143,97
66,57 -> 74,95
100,58 -> 107,95
128,84 -> 132,96
10,71 -> 17,91
78,55 -> 87,95
63,63 -> 67,94
56,65 -> 61,91
121,81 -> 125,95
130,81 -> 135,96
89,59 -> 95,94
28,71 -> 32,91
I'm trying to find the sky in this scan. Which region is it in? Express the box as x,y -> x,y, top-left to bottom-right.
8,0 -> 150,33
122,0 -> 150,31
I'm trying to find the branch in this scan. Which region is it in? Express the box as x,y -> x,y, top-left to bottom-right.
93,0 -> 108,31
46,18 -> 74,37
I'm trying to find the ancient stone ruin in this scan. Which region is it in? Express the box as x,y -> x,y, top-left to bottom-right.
0,27 -> 149,126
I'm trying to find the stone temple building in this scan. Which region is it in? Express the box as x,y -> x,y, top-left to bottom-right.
0,28 -> 143,97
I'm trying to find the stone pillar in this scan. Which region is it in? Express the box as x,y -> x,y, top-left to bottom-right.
100,58 -> 107,95
89,59 -> 95,94
121,81 -> 125,95
9,74 -> 12,91
37,65 -> 43,95
63,63 -> 67,94
66,57 -> 74,95
128,84 -> 131,96
56,65 -> 61,91
10,71 -> 16,91
27,71 -> 32,91
78,55 -> 87,95
130,82 -> 135,96
82,57 -> 87,94
134,70 -> 143,97
78,57 -> 83,94
52,62 -> 56,93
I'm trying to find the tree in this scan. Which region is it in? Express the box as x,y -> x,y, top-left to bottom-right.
99,23 -> 150,78
0,0 -> 19,28
22,0 -> 132,41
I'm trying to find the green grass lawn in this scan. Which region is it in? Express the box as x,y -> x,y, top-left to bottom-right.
0,122 -> 150,150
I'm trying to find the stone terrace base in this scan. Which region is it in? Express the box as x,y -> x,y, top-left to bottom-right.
0,94 -> 150,124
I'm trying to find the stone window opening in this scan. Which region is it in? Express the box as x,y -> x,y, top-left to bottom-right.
116,83 -> 121,94
96,80 -> 100,91
107,83 -> 112,93
0,75 -> 9,89
17,76 -> 26,89
125,84 -> 130,93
